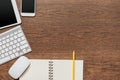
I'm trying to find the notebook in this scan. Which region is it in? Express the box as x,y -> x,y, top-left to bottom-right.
20,59 -> 83,80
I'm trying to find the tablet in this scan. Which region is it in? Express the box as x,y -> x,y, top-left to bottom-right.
0,0 -> 21,29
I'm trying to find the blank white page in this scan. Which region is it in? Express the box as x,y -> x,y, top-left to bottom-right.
20,59 -> 83,80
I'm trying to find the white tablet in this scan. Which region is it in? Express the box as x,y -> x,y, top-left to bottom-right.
0,0 -> 21,29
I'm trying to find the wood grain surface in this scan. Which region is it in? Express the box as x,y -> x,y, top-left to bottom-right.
0,0 -> 120,80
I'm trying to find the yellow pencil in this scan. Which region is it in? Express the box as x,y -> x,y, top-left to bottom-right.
72,50 -> 76,80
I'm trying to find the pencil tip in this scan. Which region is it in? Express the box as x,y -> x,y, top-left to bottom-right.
73,50 -> 75,54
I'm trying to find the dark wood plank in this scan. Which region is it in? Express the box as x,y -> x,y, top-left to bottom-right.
0,0 -> 120,80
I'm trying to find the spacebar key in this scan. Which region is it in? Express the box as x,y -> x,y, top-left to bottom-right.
0,56 -> 11,65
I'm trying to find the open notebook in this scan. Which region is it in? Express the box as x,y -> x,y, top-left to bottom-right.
20,59 -> 83,80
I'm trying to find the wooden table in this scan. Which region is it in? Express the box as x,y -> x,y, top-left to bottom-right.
0,0 -> 120,80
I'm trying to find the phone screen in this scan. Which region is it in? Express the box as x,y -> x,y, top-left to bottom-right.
22,0 -> 35,13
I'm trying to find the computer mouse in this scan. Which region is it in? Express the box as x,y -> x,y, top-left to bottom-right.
8,56 -> 30,79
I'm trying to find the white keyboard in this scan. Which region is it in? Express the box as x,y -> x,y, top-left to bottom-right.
0,26 -> 32,65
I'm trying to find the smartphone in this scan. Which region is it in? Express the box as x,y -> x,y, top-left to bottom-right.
21,0 -> 36,16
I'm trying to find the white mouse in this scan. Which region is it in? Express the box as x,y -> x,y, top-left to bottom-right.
8,56 -> 30,79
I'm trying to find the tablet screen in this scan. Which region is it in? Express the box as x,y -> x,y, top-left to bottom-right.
0,0 -> 17,27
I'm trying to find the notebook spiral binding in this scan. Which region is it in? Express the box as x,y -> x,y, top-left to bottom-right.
49,61 -> 54,80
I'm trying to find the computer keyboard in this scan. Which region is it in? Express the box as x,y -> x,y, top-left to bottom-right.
0,25 -> 32,65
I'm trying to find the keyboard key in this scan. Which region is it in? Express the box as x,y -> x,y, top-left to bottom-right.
14,35 -> 17,39
1,54 -> 5,58
0,46 -> 2,50
14,40 -> 17,44
2,41 -> 6,44
14,31 -> 17,35
10,42 -> 13,45
20,40 -> 26,45
16,43 -> 20,47
1,50 -> 5,54
18,33 -> 23,37
0,42 -> 2,45
21,36 -> 25,40
5,53 -> 9,56
9,46 -> 12,50
6,35 -> 9,38
0,56 -> 10,64
2,37 -> 5,40
6,43 -> 10,47
6,39 -> 10,42
23,49 -> 27,53
2,45 -> 6,49
9,51 -> 12,55
10,33 -> 14,37
13,49 -> 16,53
17,38 -> 21,42
10,54 -> 16,59
16,48 -> 20,51
10,37 -> 14,41
5,48 -> 9,52
13,45 -> 17,49
15,52 -> 19,57
18,29 -> 22,33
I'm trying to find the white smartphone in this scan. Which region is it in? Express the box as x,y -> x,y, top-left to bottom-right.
21,0 -> 36,17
